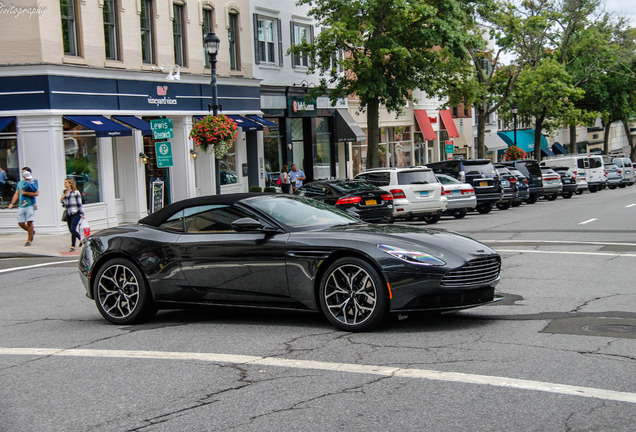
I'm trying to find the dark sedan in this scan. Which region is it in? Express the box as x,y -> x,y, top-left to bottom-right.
79,194 -> 502,332
552,166 -> 578,198
295,179 -> 394,222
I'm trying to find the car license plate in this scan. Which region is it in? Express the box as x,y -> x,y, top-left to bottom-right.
365,199 -> 377,205
452,190 -> 460,195
419,191 -> 429,197
479,181 -> 488,187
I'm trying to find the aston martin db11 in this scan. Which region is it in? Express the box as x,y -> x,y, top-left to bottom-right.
79,193 -> 502,331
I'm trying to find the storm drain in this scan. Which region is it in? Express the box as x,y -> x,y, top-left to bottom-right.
542,317 -> 636,339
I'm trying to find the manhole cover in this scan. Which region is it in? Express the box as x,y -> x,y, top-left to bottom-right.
582,324 -> 636,335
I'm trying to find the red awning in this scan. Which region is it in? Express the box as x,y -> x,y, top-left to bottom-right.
414,110 -> 436,141
439,110 -> 459,138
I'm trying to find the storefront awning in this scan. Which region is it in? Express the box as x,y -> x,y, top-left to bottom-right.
64,115 -> 132,137
0,116 -> 16,132
439,110 -> 459,138
484,133 -> 508,151
541,148 -> 554,157
226,115 -> 263,131
552,142 -> 568,155
497,129 -> 549,153
247,115 -> 279,131
335,109 -> 365,142
413,110 -> 436,141
112,116 -> 153,136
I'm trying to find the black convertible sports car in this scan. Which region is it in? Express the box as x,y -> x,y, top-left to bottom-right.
79,193 -> 502,331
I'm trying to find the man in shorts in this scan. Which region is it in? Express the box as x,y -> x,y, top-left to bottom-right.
8,167 -> 39,246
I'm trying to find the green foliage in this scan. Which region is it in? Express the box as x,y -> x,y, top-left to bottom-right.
66,157 -> 90,175
504,145 -> 525,161
249,186 -> 263,193
263,187 -> 276,193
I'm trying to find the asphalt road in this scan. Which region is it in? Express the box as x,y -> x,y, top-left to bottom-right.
1,187 -> 635,431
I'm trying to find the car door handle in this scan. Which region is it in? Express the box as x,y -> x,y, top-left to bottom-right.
181,246 -> 197,251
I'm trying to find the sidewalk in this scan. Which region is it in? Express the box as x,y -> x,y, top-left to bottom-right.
0,233 -> 81,258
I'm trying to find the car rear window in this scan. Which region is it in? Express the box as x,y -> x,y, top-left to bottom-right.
356,172 -> 390,187
397,170 -> 438,185
331,181 -> 378,193
463,162 -> 496,175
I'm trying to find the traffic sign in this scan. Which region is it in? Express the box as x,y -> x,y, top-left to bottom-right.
155,141 -> 173,168
445,143 -> 455,154
150,119 -> 173,139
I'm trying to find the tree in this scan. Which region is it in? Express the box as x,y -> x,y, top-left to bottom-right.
292,0 -> 486,168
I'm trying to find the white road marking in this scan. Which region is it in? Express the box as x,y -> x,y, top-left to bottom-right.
1,347 -> 635,404
484,240 -> 636,247
0,260 -> 78,274
626,204 -> 636,208
496,249 -> 636,258
578,218 -> 598,225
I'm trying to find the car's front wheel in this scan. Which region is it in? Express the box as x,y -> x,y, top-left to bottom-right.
452,209 -> 467,219
477,204 -> 492,214
562,191 -> 573,199
319,258 -> 388,332
94,258 -> 156,325
423,214 -> 441,224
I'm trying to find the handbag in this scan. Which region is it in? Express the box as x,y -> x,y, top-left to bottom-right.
61,209 -> 68,222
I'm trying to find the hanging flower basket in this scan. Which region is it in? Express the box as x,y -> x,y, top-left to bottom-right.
504,145 -> 526,161
189,114 -> 238,159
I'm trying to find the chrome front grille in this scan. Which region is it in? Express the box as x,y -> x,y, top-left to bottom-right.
441,256 -> 501,288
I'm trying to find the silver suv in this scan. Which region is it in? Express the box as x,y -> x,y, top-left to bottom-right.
354,167 -> 447,224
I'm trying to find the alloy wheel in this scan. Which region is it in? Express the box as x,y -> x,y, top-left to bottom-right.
97,264 -> 140,320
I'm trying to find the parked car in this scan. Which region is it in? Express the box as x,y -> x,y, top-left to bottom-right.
603,163 -> 623,189
434,173 -> 477,219
426,159 -> 502,214
611,157 -> 635,186
80,193 -> 502,332
500,160 -> 543,204
542,154 -> 605,192
294,179 -> 394,223
539,167 -> 563,200
507,168 -> 529,206
575,173 -> 589,194
354,167 -> 447,224
494,165 -> 519,210
551,166 -> 578,198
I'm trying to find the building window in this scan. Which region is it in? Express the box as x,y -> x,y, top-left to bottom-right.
60,0 -> 80,56
228,12 -> 240,71
263,118 -> 283,187
63,119 -> 102,205
202,8 -> 214,68
1,121 -> 19,207
140,0 -> 155,64
221,138 -> 238,185
103,0 -> 120,60
173,3 -> 186,66
254,15 -> 281,65
291,22 -> 312,68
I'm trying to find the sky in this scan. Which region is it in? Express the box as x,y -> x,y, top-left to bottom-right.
604,0 -> 636,26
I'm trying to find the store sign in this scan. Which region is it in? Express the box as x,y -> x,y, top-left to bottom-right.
155,141 -> 174,168
150,118 -> 173,139
287,96 -> 317,117
147,86 -> 178,107
445,141 -> 454,154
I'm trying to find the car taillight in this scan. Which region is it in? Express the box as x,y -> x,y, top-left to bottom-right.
441,186 -> 450,196
336,196 -> 361,205
618,169 -> 622,174
463,188 -> 475,195
509,177 -> 517,184
381,193 -> 393,201
390,189 -> 407,199
523,179 -> 529,184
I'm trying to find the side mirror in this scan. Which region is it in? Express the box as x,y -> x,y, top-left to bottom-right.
231,217 -> 280,233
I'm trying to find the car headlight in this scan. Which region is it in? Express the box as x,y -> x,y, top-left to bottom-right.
377,244 -> 446,266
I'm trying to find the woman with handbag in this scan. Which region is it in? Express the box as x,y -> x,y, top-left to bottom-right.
61,178 -> 84,252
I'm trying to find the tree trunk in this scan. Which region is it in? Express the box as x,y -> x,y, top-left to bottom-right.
476,104 -> 487,159
603,123 -> 610,154
622,119 -> 634,159
534,109 -> 547,162
366,98 -> 380,168
569,124 -> 577,153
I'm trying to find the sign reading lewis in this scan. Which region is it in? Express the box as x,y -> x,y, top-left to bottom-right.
155,141 -> 173,168
150,118 -> 173,139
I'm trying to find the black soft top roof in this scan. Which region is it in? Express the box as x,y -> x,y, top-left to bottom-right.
139,193 -> 265,227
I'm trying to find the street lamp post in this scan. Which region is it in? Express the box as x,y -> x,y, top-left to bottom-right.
511,103 -> 518,150
204,32 -> 221,194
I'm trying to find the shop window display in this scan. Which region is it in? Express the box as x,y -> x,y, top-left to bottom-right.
263,118 -> 282,188
0,137 -> 19,207
64,118 -> 102,204
220,139 -> 238,185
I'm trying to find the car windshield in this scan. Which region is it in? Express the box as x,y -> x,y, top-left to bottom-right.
436,174 -> 460,185
397,170 -> 437,185
606,164 -> 618,170
331,181 -> 378,193
246,195 -> 361,231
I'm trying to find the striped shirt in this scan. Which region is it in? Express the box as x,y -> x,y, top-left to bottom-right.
62,190 -> 84,216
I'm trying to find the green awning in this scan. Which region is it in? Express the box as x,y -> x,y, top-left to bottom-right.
497,129 -> 549,153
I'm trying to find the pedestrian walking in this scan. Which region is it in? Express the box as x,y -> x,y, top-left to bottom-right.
280,165 -> 292,194
60,177 -> 85,252
8,167 -> 39,246
289,163 -> 306,191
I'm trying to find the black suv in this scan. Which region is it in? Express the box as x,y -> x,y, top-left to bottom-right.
500,160 -> 543,204
426,159 -> 503,214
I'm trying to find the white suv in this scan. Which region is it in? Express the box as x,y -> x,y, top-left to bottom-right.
354,167 -> 447,223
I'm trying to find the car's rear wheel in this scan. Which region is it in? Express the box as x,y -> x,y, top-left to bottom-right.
319,258 -> 388,332
525,194 -> 538,204
547,194 -> 558,201
423,214 -> 441,224
477,204 -> 492,214
562,191 -> 573,199
496,202 -> 511,210
94,258 -> 156,325
511,201 -> 522,207
452,209 -> 467,219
